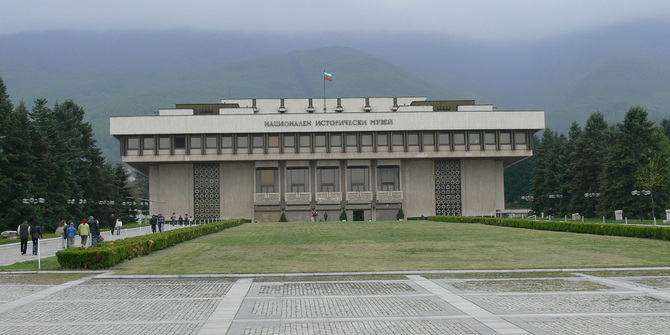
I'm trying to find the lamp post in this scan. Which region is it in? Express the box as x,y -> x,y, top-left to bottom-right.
22,197 -> 45,269
583,192 -> 600,219
631,190 -> 651,223
548,194 -> 563,219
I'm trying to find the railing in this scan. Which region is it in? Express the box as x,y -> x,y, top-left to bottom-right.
253,193 -> 281,205
346,191 -> 374,203
316,192 -> 342,204
376,190 -> 403,203
285,192 -> 312,204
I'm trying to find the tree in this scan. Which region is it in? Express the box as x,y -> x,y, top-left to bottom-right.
567,112 -> 610,217
636,153 -> 668,220
600,106 -> 670,219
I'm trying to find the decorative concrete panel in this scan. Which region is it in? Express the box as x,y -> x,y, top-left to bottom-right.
254,193 -> 281,205
316,192 -> 342,204
376,191 -> 403,203
193,163 -> 220,220
435,160 -> 461,216
285,192 -> 312,204
347,191 -> 373,203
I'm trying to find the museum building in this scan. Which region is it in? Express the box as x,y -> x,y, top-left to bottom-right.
110,97 -> 545,222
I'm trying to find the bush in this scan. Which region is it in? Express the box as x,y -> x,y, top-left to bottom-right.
56,219 -> 245,269
278,213 -> 287,222
429,216 -> 670,241
340,210 -> 347,221
396,209 -> 405,220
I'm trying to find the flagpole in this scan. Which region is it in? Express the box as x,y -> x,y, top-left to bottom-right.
323,69 -> 326,112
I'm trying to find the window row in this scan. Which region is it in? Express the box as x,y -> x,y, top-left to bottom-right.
255,166 -> 400,193
123,130 -> 530,155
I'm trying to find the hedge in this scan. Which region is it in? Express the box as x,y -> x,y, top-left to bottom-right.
56,219 -> 245,269
429,216 -> 670,241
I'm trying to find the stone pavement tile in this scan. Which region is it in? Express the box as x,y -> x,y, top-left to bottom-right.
528,316 -> 670,335
474,293 -> 670,314
231,320 -> 486,335
199,278 -> 253,335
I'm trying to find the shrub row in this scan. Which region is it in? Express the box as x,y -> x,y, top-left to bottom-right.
56,219 -> 245,269
429,216 -> 670,241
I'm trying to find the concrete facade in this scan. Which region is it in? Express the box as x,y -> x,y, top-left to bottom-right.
111,97 -> 544,221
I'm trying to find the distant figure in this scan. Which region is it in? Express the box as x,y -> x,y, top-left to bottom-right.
56,220 -> 67,249
89,216 -> 100,246
17,220 -> 30,255
66,223 -> 77,248
30,220 -> 43,255
116,218 -> 123,235
311,211 -> 315,222
108,213 -> 116,235
324,212 -> 328,222
548,208 -> 554,220
178,215 -> 184,226
184,214 -> 190,226
157,213 -> 165,232
171,213 -> 176,226
78,219 -> 90,247
150,215 -> 157,233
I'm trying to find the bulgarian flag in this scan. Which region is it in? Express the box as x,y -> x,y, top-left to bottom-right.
324,71 -> 332,81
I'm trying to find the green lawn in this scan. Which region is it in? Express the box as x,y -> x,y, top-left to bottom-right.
112,220 -> 670,275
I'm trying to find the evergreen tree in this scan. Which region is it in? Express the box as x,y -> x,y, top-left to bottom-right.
600,106 -> 670,219
530,129 -> 562,216
567,112 -> 610,217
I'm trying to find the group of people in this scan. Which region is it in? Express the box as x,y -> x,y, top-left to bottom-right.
16,220 -> 43,255
51,213 -> 123,250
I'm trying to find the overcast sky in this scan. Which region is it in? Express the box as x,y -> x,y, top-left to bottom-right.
1,0 -> 669,43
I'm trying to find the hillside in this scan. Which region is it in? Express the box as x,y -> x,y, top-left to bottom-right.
1,20 -> 670,160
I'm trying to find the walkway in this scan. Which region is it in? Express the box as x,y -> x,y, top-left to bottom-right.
0,223 -> 186,266
1,268 -> 670,334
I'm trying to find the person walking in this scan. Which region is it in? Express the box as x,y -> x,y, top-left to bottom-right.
150,215 -> 157,233
30,220 -> 43,255
178,215 -> 184,226
66,222 -> 77,248
171,213 -> 176,226
89,216 -> 100,246
108,213 -> 116,235
78,219 -> 90,247
184,214 -> 190,226
56,220 -> 67,249
157,213 -> 165,232
116,218 -> 123,235
17,220 -> 30,255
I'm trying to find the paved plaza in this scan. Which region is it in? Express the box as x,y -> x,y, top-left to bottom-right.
1,268 -> 670,334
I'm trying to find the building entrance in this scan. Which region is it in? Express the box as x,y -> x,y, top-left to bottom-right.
353,210 -> 365,221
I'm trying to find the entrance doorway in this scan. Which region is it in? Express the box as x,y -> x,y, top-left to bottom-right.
353,210 -> 364,221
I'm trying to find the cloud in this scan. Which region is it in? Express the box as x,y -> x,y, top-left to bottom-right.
2,0 -> 669,42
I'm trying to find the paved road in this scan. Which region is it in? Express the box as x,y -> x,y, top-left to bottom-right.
0,223 -> 186,266
1,268 -> 670,334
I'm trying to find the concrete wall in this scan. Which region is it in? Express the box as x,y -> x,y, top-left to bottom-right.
461,159 -> 504,216
221,162 -> 255,220
150,164 -> 194,218
402,160 -> 435,218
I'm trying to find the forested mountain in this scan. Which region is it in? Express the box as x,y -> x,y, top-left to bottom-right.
1,19 -> 668,163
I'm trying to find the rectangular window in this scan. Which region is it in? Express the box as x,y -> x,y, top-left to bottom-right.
268,135 -> 279,148
347,166 -> 370,192
190,135 -> 201,149
286,167 -> 309,192
423,132 -> 434,146
237,134 -> 248,148
299,134 -> 310,147
453,132 -> 465,145
330,133 -> 342,147
499,131 -> 511,145
438,132 -> 450,145
206,135 -> 217,148
408,132 -> 419,146
346,133 -> 357,147
127,136 -> 139,150
174,136 -> 186,149
377,133 -> 388,146
515,131 -> 527,144
469,132 -> 481,145
315,134 -> 326,147
484,132 -> 496,145
361,133 -> 373,147
221,135 -> 232,148
317,167 -> 339,192
252,134 -> 264,148
256,168 -> 278,193
143,136 -> 154,150
392,132 -> 404,146
284,134 -> 295,148
158,136 -> 170,149
377,166 -> 399,191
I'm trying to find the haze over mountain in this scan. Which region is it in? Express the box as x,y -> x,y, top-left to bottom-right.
1,19 -> 669,160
